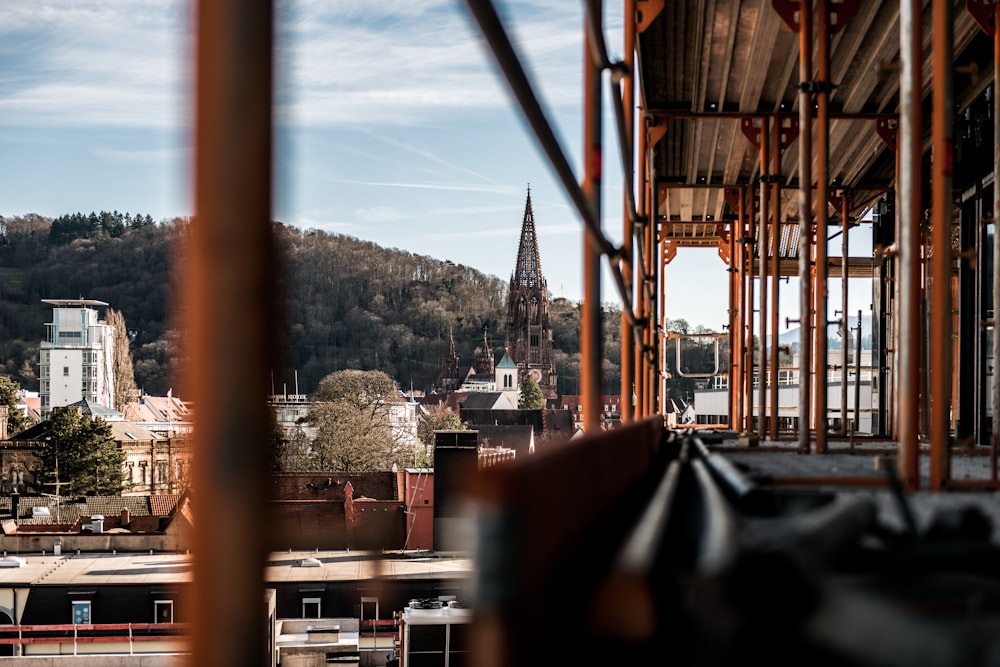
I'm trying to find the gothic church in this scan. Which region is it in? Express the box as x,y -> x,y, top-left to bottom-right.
505,188 -> 557,399
436,188 -> 557,400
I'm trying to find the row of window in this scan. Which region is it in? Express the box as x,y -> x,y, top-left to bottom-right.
71,599 -> 173,624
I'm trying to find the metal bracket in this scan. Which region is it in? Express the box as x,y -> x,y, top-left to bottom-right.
876,117 -> 898,151
776,115 -> 800,150
967,0 -> 997,36
772,0 -> 860,34
740,116 -> 764,150
636,0 -> 665,33
799,80 -> 837,94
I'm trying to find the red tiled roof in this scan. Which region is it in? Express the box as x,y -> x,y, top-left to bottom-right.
149,494 -> 182,517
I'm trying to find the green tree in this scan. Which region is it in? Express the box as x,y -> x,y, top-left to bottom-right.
40,407 -> 125,497
309,370 -> 405,472
519,375 -> 546,409
0,376 -> 29,437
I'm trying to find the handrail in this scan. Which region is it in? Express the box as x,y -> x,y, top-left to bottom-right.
667,331 -> 724,378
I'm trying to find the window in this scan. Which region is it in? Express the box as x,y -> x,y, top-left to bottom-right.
72,601 -> 92,625
302,597 -> 321,618
154,600 -> 174,623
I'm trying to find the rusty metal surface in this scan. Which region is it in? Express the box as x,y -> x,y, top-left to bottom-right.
188,1 -> 277,665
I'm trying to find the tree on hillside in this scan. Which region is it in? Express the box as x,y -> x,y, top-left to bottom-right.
39,407 -> 125,497
309,369 -> 406,472
519,375 -> 546,409
106,308 -> 138,410
0,376 -> 29,437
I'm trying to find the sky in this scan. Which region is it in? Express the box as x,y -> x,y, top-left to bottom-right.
0,1 -> 867,332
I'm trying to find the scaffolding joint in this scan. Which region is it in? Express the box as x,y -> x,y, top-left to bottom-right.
798,80 -> 837,94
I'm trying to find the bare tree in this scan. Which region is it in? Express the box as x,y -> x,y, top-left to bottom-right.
309,370 -> 406,472
106,308 -> 138,410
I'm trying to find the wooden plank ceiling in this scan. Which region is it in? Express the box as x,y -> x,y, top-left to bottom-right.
637,0 -> 992,259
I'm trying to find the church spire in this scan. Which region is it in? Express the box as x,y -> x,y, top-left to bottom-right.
505,187 -> 557,400
511,186 -> 545,289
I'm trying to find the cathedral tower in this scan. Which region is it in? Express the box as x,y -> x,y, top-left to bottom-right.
505,188 -> 557,399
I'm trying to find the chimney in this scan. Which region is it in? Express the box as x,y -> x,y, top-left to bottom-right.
120,508 -> 131,528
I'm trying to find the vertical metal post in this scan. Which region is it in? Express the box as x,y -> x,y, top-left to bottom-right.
191,0 -> 275,665
814,0 -> 831,453
992,4 -> 1000,482
621,0 -> 636,424
748,190 -> 758,433
855,308 -> 863,432
899,0 -> 923,489
770,116 -> 781,440
582,4 -> 603,433
636,121 -> 650,420
841,193 -> 850,432
729,199 -> 740,428
738,188 -> 749,431
929,0 -> 953,490
798,0 -> 814,452
759,118 -> 770,438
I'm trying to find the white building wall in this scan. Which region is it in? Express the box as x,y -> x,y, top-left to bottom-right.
39,300 -> 116,418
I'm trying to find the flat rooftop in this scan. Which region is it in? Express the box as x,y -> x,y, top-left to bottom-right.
0,550 -> 472,587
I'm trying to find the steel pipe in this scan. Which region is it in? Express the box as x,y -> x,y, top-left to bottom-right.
992,3 -> 1000,482
770,117 -> 781,440
759,118 -> 770,439
582,4 -> 603,433
798,0 -> 814,453
929,0 -> 953,490
898,0 -> 923,489
815,0 -> 831,454
621,0 -> 636,424
190,0 -> 276,665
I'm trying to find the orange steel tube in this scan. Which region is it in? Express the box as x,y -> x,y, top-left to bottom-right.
898,0 -> 922,489
929,0 -> 953,490
621,0 -> 635,424
636,121 -> 650,419
770,116 -> 781,440
760,475 -> 891,488
759,118 -> 770,438
729,203 -> 740,428
797,0 -> 814,452
648,170 -> 657,418
190,0 -> 276,665
841,192 -> 850,433
582,8 -> 603,433
992,4 -> 1000,483
814,0 -> 830,454
747,192 -> 757,433
738,188 -> 749,431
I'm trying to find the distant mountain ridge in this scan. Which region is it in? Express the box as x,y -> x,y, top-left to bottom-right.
777,314 -> 873,350
0,215 -> 622,397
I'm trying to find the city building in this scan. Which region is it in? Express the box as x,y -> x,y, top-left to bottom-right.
38,299 -> 116,419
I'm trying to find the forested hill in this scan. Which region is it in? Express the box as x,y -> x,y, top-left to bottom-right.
0,214 -> 620,397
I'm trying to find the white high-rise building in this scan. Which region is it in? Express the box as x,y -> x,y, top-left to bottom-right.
38,299 -> 116,418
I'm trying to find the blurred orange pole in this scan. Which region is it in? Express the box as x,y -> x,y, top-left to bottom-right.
190,0 -> 277,665
621,0 -> 636,423
929,0 -> 953,490
581,3 -> 603,433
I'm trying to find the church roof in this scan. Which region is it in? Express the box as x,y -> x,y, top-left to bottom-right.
497,351 -> 517,369
511,187 -> 545,289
